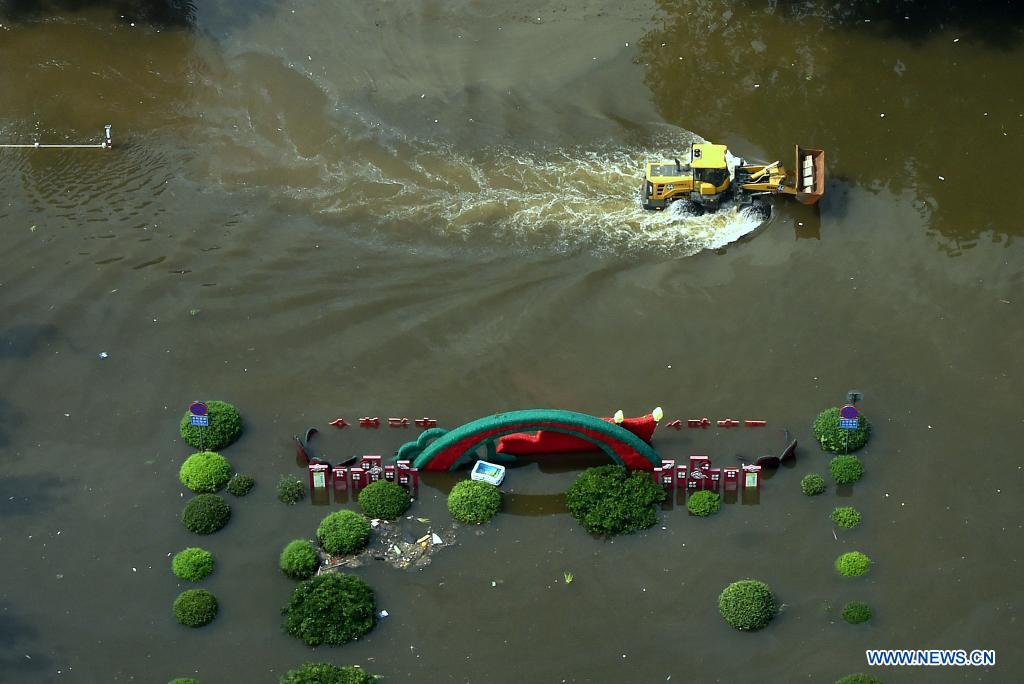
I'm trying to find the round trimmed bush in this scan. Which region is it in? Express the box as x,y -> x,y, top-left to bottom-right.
227,473 -> 255,496
179,452 -> 231,493
358,480 -> 411,520
718,579 -> 778,631
180,400 -> 243,451
173,588 -> 218,627
831,506 -> 862,529
281,539 -> 320,580
801,473 -> 827,496
835,675 -> 883,684
282,573 -> 376,646
813,407 -> 870,453
280,662 -> 378,684
181,494 -> 231,535
448,480 -> 502,525
169,679 -> 201,684
172,547 -> 214,581
687,490 -> 721,517
842,601 -> 872,624
564,465 -> 667,536
277,475 -> 306,505
835,551 -> 871,577
830,455 -> 864,485
317,510 -> 371,555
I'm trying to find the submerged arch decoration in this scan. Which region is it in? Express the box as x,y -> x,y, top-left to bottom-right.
398,409 -> 662,472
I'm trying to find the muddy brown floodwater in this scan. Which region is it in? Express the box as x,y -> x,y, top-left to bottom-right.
1,1 -> 1022,682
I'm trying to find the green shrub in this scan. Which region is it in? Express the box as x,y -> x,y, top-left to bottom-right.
179,400 -> 243,451
172,547 -> 214,581
835,551 -> 871,577
317,510 -> 371,555
447,480 -> 502,524
801,473 -> 827,496
179,452 -> 231,493
173,589 -> 218,627
281,539 -> 320,580
813,407 -> 870,453
277,475 -> 306,505
835,675 -> 883,684
181,494 -> 231,535
830,456 -> 864,485
226,473 -> 255,496
564,465 -> 667,536
358,480 -> 411,520
168,679 -> 201,684
842,601 -> 872,624
687,490 -> 722,516
831,506 -> 862,529
282,574 -> 376,646
279,662 -> 378,684
718,579 -> 778,631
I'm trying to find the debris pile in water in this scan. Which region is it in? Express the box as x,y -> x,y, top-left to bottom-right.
319,517 -> 454,571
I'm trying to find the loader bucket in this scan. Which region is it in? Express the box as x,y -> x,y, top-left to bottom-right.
794,145 -> 825,205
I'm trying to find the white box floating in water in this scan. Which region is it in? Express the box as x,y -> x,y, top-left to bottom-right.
470,460 -> 506,486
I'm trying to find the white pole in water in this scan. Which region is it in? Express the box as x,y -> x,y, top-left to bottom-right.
0,124 -> 112,150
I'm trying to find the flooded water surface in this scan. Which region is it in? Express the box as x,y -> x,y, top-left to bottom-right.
1,1 -> 1022,682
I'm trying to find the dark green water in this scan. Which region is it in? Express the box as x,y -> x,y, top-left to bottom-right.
1,1 -> 1022,682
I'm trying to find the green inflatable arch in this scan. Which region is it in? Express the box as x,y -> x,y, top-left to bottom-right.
396,409 -> 662,471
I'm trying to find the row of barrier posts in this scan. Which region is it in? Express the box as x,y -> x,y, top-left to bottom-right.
308,455 -> 419,495
653,456 -> 762,493
664,418 -> 767,429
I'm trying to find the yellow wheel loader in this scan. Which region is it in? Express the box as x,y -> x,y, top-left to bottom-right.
640,143 -> 824,213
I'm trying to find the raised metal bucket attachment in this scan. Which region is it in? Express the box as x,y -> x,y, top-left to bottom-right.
795,145 -> 825,205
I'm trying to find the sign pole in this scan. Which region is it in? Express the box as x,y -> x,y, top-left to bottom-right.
838,399 -> 861,453
189,402 -> 210,451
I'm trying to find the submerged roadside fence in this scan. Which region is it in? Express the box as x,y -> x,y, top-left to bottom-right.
0,124 -> 112,149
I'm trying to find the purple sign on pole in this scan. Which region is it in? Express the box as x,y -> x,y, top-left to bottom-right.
839,404 -> 859,420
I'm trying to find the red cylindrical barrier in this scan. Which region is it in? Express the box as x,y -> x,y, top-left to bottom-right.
742,464 -> 762,489
332,466 -> 348,490
687,418 -> 710,428
717,418 -> 739,428
744,420 -> 767,427
723,467 -> 740,491
660,460 -> 676,488
349,467 -> 366,491
361,455 -> 383,482
666,419 -> 682,430
359,417 -> 380,428
329,418 -> 349,428
309,460 -> 331,491
674,464 -> 688,489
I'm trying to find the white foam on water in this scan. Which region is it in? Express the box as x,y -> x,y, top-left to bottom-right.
205,112 -> 768,255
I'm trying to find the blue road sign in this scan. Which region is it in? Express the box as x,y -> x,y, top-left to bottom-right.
839,418 -> 859,430
189,402 -> 208,417
190,415 -> 209,427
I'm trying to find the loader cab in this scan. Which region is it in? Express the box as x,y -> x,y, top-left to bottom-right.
640,143 -> 733,211
690,144 -> 731,198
